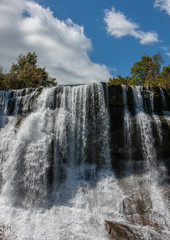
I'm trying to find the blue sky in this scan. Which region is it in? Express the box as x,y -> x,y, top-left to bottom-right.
0,0 -> 170,84
41,0 -> 170,72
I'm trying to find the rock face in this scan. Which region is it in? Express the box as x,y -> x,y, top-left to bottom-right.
105,175 -> 170,239
105,221 -> 143,240
105,219 -> 169,240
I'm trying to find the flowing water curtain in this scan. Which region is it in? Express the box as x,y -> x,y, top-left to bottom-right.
149,89 -> 163,142
0,83 -> 111,208
0,84 -> 170,240
131,86 -> 169,223
160,88 -> 170,126
0,88 -> 41,194
131,85 -> 157,170
122,85 -> 133,160
1,88 -> 56,208
53,83 -> 111,189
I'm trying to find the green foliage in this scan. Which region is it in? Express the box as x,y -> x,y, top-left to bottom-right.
128,76 -> 140,85
10,52 -> 37,73
130,54 -> 152,84
108,75 -> 128,85
0,52 -> 57,90
4,73 -> 18,89
152,52 -> 164,75
108,53 -> 169,87
17,65 -> 56,88
161,65 -> 170,78
158,65 -> 170,87
0,66 -> 7,90
130,53 -> 164,85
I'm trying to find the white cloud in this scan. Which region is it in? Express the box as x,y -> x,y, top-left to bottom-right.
160,46 -> 170,56
0,0 -> 110,84
161,46 -> 169,51
104,7 -> 159,45
165,52 -> 170,56
154,0 -> 170,15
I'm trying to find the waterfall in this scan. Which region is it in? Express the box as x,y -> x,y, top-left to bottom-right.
0,83 -> 169,240
160,88 -> 170,126
0,83 -> 125,240
150,89 -> 163,142
130,86 -> 169,230
0,84 -> 112,207
160,88 -> 167,110
122,85 -> 132,160
131,86 -> 157,169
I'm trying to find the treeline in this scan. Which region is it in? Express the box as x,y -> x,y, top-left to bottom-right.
1,52 -> 169,90
0,52 -> 57,90
109,53 -> 170,87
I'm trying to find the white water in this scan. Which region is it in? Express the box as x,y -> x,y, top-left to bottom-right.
122,85 -> 132,160
131,86 -> 157,168
0,84 -> 169,240
150,90 -> 163,142
160,88 -> 170,126
131,86 -> 169,228
0,84 -> 124,240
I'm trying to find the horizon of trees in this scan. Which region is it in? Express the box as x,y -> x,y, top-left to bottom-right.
0,52 -> 170,90
0,52 -> 57,90
109,53 -> 170,87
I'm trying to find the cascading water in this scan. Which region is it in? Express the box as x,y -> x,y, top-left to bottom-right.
150,90 -> 163,142
131,86 -> 157,169
122,85 -> 132,160
0,83 -> 169,240
0,83 -> 124,240
160,88 -> 170,126
130,86 -> 169,219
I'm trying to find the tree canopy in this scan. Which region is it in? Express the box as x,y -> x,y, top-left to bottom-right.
109,53 -> 169,87
0,52 -> 57,90
0,52 -> 169,90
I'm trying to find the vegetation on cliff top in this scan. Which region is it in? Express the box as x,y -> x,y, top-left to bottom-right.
0,52 -> 169,90
109,53 -> 170,87
0,52 -> 57,90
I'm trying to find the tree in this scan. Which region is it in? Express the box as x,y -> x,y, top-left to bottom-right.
130,53 -> 164,85
152,52 -> 164,75
17,65 -> 56,88
161,65 -> 170,78
109,75 -> 128,85
0,66 -> 7,90
107,53 -> 169,87
130,55 -> 152,85
159,65 -> 170,87
7,52 -> 57,89
10,52 -> 37,73
5,73 -> 18,89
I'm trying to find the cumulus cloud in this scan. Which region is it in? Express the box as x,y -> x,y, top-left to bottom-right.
160,46 -> 170,56
104,7 -> 159,45
154,0 -> 170,15
0,0 -> 110,84
165,52 -> 170,56
161,46 -> 169,51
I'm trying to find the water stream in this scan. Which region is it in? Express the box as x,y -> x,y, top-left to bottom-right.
0,84 -> 169,239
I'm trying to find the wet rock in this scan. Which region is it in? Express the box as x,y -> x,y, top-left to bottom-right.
108,85 -> 124,107
105,220 -> 142,240
105,219 -> 170,240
